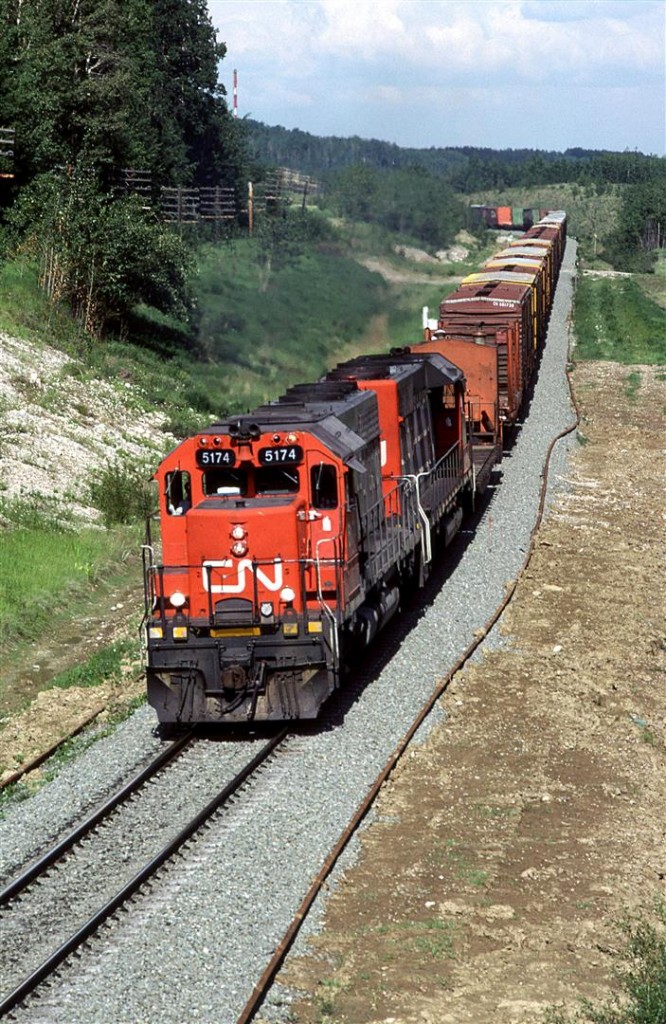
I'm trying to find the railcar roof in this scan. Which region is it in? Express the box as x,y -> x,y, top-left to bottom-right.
493,247 -> 549,260
327,350 -> 465,387
447,278 -> 532,302
463,270 -> 537,286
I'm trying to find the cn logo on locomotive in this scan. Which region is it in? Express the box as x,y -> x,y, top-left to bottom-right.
202,559 -> 284,594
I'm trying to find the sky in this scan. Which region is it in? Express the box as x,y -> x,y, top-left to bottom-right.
208,0 -> 666,155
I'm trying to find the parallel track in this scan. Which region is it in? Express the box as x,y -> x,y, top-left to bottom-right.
0,728 -> 289,1018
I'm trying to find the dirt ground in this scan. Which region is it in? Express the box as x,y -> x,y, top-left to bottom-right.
265,361 -> 666,1023
0,574 -> 145,783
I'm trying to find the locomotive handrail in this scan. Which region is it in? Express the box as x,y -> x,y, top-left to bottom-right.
314,531 -> 344,664
390,441 -> 467,565
399,470 -> 432,564
357,477 -> 420,582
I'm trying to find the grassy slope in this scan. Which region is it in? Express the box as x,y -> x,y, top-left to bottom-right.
574,274 -> 666,364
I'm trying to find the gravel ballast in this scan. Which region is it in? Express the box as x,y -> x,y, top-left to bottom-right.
0,241 -> 577,1024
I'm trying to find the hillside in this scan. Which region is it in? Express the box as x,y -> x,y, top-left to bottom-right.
0,331 -> 171,523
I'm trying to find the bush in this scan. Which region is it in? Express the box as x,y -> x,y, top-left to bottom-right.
546,903 -> 666,1024
88,458 -> 156,526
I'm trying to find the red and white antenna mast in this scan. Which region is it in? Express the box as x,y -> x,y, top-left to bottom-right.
233,69 -> 238,118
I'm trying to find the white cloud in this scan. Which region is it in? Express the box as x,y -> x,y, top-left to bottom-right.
319,0 -> 409,56
209,0 -> 665,152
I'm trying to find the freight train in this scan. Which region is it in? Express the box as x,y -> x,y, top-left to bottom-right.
142,211 -> 567,725
469,203 -> 555,231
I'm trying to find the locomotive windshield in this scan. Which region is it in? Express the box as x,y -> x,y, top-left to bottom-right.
201,464 -> 299,498
255,466 -> 299,494
202,467 -> 247,496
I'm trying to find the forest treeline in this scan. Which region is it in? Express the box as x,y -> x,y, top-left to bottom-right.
249,120 -> 665,271
0,2 -> 663,343
0,0 -> 247,337
246,119 -> 662,190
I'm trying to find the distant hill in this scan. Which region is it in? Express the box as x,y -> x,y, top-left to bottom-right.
244,119 -> 628,179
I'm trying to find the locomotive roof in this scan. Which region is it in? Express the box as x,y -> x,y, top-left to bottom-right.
199,352 -> 465,469
327,350 -> 464,387
203,380 -> 378,467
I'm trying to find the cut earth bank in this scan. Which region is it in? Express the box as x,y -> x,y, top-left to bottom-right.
265,361 -> 666,1024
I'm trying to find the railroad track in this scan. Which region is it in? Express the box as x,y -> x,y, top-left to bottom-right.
0,727 -> 289,1017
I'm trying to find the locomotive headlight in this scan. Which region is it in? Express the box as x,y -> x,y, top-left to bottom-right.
169,591 -> 187,609
280,587 -> 296,604
231,540 -> 248,557
260,601 -> 273,618
230,525 -> 247,540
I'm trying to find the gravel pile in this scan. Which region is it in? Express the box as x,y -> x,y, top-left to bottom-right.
0,241 -> 577,1024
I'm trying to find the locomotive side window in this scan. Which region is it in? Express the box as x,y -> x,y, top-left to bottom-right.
202,468 -> 247,496
165,470 -> 191,516
255,467 -> 299,494
311,463 -> 338,509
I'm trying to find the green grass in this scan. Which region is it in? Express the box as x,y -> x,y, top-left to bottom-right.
192,236 -> 390,414
545,903 -> 666,1023
574,276 -> 666,364
47,639 -> 134,691
0,506 -> 136,647
0,259 -> 89,355
0,232 -> 397,432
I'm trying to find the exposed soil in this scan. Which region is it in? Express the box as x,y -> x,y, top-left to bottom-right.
0,573 -> 145,784
265,361 -> 666,1023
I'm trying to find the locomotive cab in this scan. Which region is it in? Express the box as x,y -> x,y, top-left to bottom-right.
144,418 -> 354,723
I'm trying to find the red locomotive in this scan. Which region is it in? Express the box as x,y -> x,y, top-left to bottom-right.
142,212 -> 567,724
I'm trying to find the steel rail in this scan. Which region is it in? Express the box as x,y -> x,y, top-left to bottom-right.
237,282 -> 581,1024
0,704 -> 108,791
0,730 -> 195,907
0,727 -> 290,1018
0,672 -> 149,793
